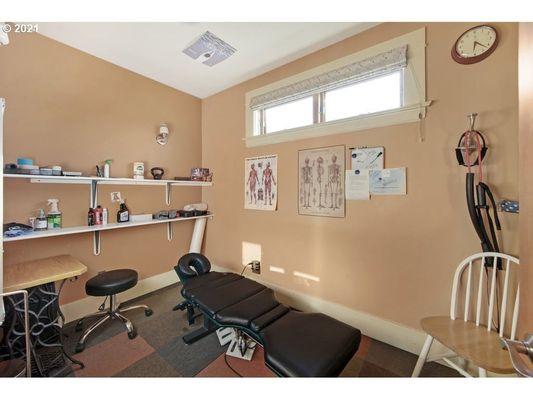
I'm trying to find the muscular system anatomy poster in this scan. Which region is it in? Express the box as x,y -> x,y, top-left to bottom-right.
244,155 -> 278,211
298,145 -> 345,217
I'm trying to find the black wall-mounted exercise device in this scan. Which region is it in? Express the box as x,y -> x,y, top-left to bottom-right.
457,113 -> 501,269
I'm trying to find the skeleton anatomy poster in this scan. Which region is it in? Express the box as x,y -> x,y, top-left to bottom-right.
244,155 -> 278,211
298,145 -> 345,217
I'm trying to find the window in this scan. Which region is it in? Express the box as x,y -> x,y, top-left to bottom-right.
245,28 -> 427,147
264,96 -> 313,133
324,71 -> 402,122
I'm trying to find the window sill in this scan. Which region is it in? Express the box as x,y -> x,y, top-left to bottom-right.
245,102 -> 429,148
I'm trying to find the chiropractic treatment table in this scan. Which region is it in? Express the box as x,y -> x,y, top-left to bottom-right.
174,253 -> 361,377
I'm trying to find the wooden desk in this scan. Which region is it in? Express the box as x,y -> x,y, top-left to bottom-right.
1,255 -> 87,376
3,255 -> 87,292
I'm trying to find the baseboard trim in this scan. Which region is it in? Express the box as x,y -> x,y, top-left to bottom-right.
211,264 -> 450,359
61,270 -> 178,323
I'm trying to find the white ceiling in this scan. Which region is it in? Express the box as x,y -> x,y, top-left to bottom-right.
37,22 -> 377,98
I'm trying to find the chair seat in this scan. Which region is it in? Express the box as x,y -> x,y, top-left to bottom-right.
85,269 -> 138,296
421,316 -> 514,374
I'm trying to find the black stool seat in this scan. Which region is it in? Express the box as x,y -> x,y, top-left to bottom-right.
86,269 -> 138,296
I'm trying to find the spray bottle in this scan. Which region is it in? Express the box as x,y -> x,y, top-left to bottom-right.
47,199 -> 62,229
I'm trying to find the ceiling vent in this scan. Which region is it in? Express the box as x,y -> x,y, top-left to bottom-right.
182,31 -> 236,67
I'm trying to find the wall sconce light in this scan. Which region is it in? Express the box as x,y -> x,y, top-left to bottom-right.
156,123 -> 169,145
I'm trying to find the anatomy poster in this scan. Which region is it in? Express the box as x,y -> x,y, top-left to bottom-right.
244,155 -> 278,211
298,145 -> 345,217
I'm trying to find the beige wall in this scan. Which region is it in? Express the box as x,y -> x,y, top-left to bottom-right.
1,33 -> 202,304
202,22 -> 519,329
519,23 -> 533,333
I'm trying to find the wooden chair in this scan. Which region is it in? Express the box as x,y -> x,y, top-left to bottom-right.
412,252 -> 520,377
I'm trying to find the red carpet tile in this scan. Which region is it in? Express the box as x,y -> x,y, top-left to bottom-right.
74,333 -> 155,377
196,346 -> 275,377
357,335 -> 372,359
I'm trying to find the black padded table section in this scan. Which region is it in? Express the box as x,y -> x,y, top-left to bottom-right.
181,273 -> 243,299
215,288 -> 279,327
260,311 -> 361,377
189,278 -> 266,317
249,304 -> 290,332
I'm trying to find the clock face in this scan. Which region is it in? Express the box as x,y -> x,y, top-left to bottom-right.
452,25 -> 498,64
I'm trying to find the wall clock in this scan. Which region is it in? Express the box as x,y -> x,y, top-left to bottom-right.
451,25 -> 499,65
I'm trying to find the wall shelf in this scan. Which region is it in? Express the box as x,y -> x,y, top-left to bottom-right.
4,214 -> 213,255
4,173 -> 213,255
4,174 -> 212,206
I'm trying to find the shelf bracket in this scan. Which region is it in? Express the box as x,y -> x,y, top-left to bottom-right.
167,222 -> 173,241
90,180 -> 98,208
93,231 -> 101,256
165,183 -> 171,206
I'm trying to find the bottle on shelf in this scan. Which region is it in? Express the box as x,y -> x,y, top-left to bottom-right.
34,209 -> 48,231
46,198 -> 62,229
117,200 -> 130,223
102,207 -> 108,225
88,208 -> 95,226
94,205 -> 103,225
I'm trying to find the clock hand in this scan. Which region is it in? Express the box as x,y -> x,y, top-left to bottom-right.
473,40 -> 488,50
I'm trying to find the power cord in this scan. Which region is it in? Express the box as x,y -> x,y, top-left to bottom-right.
224,353 -> 242,377
240,262 -> 252,276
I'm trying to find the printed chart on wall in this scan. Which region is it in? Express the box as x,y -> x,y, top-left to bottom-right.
298,145 -> 345,217
244,155 -> 278,211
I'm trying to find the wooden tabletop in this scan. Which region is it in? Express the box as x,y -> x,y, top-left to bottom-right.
3,255 -> 88,292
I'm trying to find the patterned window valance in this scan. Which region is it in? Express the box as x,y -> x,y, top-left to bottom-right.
250,45 -> 408,110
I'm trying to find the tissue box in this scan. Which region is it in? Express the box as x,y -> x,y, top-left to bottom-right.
130,214 -> 153,222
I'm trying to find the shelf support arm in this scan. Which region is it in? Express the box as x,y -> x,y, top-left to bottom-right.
90,180 -> 98,208
93,231 -> 101,256
165,183 -> 171,206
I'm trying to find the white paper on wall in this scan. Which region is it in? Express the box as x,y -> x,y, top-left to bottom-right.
345,169 -> 370,200
351,147 -> 384,170
369,167 -> 407,195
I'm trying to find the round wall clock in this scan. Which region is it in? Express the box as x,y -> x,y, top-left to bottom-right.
451,25 -> 499,65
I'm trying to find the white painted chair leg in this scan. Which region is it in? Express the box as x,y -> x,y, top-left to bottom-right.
478,367 -> 487,377
412,335 -> 434,377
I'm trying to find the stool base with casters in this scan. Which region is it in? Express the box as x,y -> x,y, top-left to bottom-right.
74,269 -> 153,353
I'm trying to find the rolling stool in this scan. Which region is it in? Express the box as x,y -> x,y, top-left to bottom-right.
74,269 -> 153,353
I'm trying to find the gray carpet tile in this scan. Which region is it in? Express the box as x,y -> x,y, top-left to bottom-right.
137,309 -> 197,349
62,316 -> 127,354
122,284 -> 182,318
157,329 -> 227,377
114,352 -> 181,377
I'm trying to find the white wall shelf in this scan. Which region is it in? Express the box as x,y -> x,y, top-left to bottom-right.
4,174 -> 212,206
3,173 -> 213,255
4,214 -> 213,256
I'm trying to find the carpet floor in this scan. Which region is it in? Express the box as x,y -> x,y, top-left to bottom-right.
60,284 -> 460,378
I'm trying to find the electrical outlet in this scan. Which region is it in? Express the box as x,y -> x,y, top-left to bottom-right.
251,260 -> 261,274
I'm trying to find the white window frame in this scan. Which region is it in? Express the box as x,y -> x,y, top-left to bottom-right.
245,28 -> 428,148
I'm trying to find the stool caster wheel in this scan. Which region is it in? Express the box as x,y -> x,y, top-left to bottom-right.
75,320 -> 84,332
145,308 -> 153,317
75,342 -> 85,353
128,328 -> 138,340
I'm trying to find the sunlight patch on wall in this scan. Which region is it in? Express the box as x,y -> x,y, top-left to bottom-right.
242,241 -> 262,266
269,266 -> 285,274
293,271 -> 321,283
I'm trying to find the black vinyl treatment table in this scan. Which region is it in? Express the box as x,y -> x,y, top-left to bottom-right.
174,253 -> 361,377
